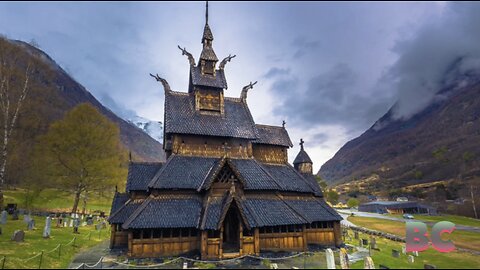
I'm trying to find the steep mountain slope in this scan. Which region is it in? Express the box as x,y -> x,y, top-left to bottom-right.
319,79 -> 480,187
10,39 -> 165,163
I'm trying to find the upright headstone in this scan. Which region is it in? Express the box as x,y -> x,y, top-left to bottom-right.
339,248 -> 349,269
11,230 -> 25,242
407,255 -> 415,264
73,217 -> 80,234
354,231 -> 359,239
27,216 -> 35,231
364,256 -> 375,269
401,245 -> 406,254
424,264 -> 436,269
0,210 -> 7,225
43,216 -> 52,238
11,210 -> 19,220
370,237 -> 377,249
413,251 -> 419,257
392,249 -> 400,258
362,239 -> 369,246
325,248 -> 336,269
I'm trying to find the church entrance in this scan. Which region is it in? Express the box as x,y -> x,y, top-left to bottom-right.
222,205 -> 240,253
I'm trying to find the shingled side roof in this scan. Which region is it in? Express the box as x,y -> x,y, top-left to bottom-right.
126,162 -> 163,192
148,155 -> 320,194
122,195 -> 203,229
108,199 -> 144,224
164,92 -> 257,139
254,124 -> 293,147
109,192 -> 129,215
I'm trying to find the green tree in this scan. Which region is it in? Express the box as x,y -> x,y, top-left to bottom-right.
325,190 -> 339,205
315,175 -> 328,192
347,198 -> 359,208
34,103 -> 127,214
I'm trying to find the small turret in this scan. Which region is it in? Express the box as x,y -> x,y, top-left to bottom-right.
293,139 -> 313,174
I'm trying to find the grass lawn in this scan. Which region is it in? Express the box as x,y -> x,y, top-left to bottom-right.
387,214 -> 480,228
0,217 -> 110,269
346,231 -> 480,269
348,216 -> 480,252
3,188 -> 114,214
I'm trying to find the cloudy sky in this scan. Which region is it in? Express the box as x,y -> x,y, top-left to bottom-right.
2,1 -> 478,172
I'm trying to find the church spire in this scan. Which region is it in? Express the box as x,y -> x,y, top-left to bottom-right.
199,1 -> 218,75
293,139 -> 313,174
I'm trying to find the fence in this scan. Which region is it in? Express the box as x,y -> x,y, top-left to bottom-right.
1,228 -> 108,269
74,251 -> 314,269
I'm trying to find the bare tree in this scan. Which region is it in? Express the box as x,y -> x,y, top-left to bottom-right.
0,38 -> 37,209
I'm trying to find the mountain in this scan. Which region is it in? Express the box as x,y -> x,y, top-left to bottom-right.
8,39 -> 165,166
128,116 -> 163,143
319,76 -> 480,189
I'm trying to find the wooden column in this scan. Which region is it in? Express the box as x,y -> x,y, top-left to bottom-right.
254,228 -> 260,255
110,224 -> 116,249
127,231 -> 133,257
239,224 -> 244,255
219,227 -> 224,259
302,225 -> 307,251
201,231 -> 207,259
333,222 -> 342,247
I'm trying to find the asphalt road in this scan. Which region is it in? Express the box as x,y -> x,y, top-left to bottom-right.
338,209 -> 480,233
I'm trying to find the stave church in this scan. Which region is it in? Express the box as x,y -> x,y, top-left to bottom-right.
108,3 -> 342,260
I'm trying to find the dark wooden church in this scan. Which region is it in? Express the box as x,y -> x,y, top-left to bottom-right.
108,3 -> 342,260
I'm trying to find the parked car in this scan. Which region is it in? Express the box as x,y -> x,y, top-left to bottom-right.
403,214 -> 414,219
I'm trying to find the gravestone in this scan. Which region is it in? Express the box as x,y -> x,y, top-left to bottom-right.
43,216 -> 52,238
379,264 -> 390,269
359,239 -> 363,247
0,210 -> 7,225
11,230 -> 25,242
362,239 -> 369,246
424,264 -> 436,269
364,256 -> 375,269
370,237 -> 377,249
339,248 -> 349,269
407,255 -> 415,264
12,210 -> 19,220
413,251 -> 419,257
87,217 -> 93,225
354,231 -> 359,239
391,249 -> 400,258
325,248 -> 335,269
401,245 -> 406,254
73,218 -> 80,234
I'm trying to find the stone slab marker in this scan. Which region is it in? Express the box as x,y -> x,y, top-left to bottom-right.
0,210 -> 7,225
11,230 -> 25,242
339,248 -> 349,269
326,248 -> 335,269
43,216 -> 52,238
392,249 -> 400,258
401,245 -> 406,254
407,255 -> 415,264
354,231 -> 359,239
364,256 -> 375,269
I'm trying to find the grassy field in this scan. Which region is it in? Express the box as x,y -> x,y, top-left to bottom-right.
346,230 -> 480,269
348,216 -> 480,252
387,214 -> 480,228
0,217 -> 110,269
3,188 -> 114,214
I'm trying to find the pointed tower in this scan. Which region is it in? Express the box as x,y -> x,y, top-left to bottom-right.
188,1 -> 227,114
293,139 -> 313,174
199,1 -> 218,75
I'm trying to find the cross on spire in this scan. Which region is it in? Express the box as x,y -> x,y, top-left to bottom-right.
206,1 -> 209,25
300,138 -> 304,150
282,120 -> 286,128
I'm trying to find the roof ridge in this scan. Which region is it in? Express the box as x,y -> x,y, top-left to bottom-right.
148,154 -> 176,188
121,196 -> 152,229
256,123 -> 284,129
276,193 -> 310,223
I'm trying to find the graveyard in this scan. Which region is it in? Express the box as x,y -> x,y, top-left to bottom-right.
0,215 -> 110,269
348,216 -> 480,252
